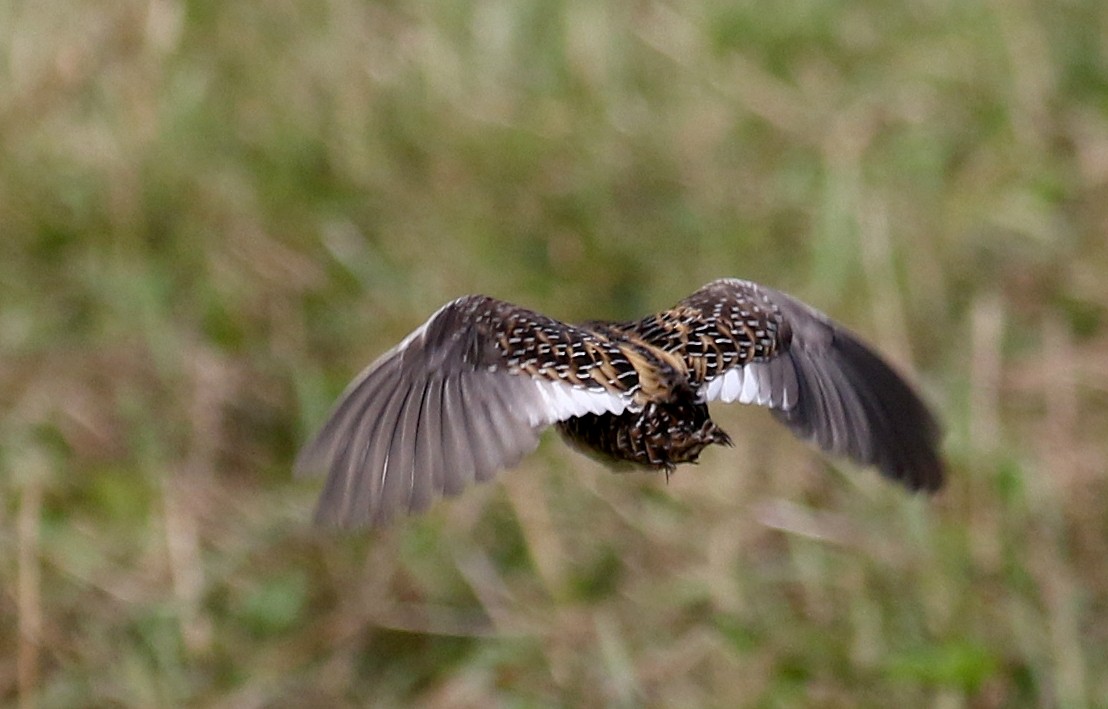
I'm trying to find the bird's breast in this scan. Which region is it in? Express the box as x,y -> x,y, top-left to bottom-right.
556,397 -> 731,471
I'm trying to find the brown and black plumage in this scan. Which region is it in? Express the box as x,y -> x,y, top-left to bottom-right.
297,279 -> 945,527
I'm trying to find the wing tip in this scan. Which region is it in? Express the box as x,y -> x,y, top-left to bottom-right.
293,445 -> 325,479
883,447 -> 946,494
766,301 -> 947,495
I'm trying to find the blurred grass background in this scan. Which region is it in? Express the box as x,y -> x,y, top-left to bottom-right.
2,0 -> 1107,706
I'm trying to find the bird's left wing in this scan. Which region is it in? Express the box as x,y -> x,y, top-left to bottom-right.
296,295 -> 642,527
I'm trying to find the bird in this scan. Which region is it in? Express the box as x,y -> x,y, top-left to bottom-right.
296,278 -> 944,527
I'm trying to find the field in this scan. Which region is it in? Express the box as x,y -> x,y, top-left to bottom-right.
3,1 -> 1108,706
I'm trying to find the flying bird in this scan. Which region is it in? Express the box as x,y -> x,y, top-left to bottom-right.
297,279 -> 944,527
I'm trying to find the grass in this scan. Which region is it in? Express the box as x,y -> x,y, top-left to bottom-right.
2,0 -> 1108,706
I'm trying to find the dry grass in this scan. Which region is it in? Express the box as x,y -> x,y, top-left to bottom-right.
3,0 -> 1108,706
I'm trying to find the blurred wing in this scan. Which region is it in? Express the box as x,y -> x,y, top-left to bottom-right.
296,295 -> 640,527
631,278 -> 945,491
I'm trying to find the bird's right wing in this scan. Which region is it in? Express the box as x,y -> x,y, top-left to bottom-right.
626,279 -> 945,492
296,296 -> 643,527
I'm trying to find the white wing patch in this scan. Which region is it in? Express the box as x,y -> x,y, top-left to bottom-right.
702,360 -> 798,410
525,378 -> 632,426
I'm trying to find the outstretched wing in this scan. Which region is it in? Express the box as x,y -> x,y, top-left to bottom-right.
626,278 -> 945,491
296,295 -> 642,527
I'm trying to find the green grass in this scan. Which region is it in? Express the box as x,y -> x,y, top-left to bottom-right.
3,0 -> 1108,706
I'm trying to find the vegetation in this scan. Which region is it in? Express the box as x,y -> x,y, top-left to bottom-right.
3,0 -> 1107,706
